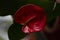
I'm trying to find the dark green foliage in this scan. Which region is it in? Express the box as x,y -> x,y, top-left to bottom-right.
8,23 -> 27,40
35,32 -> 47,40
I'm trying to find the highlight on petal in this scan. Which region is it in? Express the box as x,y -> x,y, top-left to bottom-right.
22,15 -> 46,33
14,4 -> 46,34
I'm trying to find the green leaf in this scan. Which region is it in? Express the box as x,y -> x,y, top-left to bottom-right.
8,23 -> 27,40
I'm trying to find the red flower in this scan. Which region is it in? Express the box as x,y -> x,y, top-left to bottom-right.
14,4 -> 46,34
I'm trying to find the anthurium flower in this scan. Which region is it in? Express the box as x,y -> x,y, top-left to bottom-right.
14,4 -> 46,34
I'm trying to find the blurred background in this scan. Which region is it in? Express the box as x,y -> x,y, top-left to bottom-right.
0,0 -> 60,40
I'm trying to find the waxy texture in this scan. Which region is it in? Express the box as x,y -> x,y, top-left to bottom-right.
14,4 -> 46,34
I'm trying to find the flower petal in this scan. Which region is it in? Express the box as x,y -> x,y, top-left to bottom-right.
22,12 -> 46,33
14,4 -> 46,34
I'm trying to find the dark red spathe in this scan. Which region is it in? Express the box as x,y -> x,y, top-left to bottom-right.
14,4 -> 46,34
